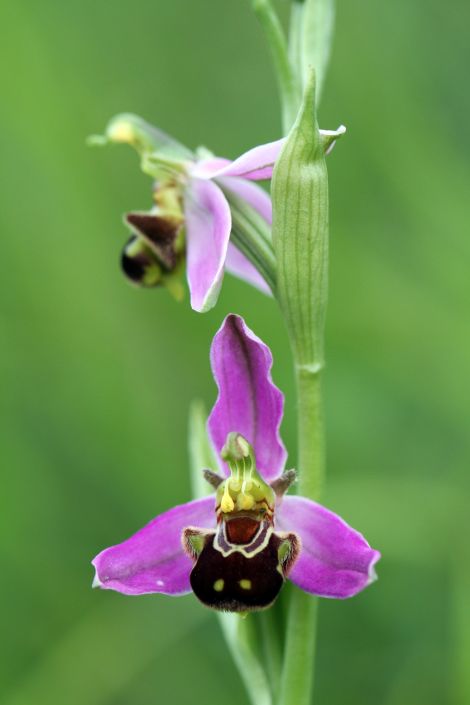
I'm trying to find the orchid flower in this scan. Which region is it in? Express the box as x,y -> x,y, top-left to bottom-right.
92,314 -> 378,611
96,115 -> 345,312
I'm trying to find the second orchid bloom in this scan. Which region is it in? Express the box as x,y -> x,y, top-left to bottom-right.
94,114 -> 345,312
93,315 -> 379,612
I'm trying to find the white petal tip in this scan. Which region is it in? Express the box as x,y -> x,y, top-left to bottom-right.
92,573 -> 103,589
367,551 -> 381,585
191,280 -> 223,313
320,125 -> 347,137
321,125 -> 347,155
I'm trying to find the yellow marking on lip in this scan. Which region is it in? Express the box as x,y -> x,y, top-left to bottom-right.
213,579 -> 224,592
239,579 -> 252,590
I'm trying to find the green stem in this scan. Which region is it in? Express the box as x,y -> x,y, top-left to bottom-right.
295,366 -> 325,500
219,613 -> 273,705
252,0 -> 300,133
259,609 -> 283,700
278,368 -> 325,705
288,1 -> 304,77
290,0 -> 336,105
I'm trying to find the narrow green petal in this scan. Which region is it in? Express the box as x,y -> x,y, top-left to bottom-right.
90,112 -> 193,161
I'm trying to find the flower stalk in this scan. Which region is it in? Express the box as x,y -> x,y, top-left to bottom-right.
278,371 -> 323,705
289,0 -> 335,106
252,0 -> 300,134
272,71 -> 328,705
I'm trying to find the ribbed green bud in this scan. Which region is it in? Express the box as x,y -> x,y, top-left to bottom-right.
272,71 -> 332,370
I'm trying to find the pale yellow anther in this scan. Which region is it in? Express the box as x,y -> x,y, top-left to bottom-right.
220,484 -> 235,513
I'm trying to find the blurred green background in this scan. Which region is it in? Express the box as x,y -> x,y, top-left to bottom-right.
1,1 -> 468,704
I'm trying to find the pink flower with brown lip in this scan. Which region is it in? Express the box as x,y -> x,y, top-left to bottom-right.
92,314 -> 379,612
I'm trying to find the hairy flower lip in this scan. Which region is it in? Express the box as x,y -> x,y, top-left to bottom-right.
92,314 -> 380,605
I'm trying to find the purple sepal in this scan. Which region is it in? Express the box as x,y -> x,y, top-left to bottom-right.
195,126 -> 345,182
184,178 -> 232,313
92,497 -> 215,596
224,244 -> 271,295
208,314 -> 287,481
217,176 -> 272,224
190,157 -> 231,179
277,496 -> 380,599
205,139 -> 284,181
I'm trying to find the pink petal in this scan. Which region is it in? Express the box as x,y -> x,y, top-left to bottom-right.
191,157 -> 231,179
208,139 -> 284,181
218,176 -> 272,295
92,497 -> 215,596
224,243 -> 271,295
277,496 -> 380,599
208,314 -> 287,481
184,178 -> 232,312
198,126 -> 346,181
217,176 -> 272,224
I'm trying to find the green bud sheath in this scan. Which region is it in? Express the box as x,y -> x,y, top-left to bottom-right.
272,70 -> 329,371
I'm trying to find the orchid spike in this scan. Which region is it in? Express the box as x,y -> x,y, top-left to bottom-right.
92,315 -> 379,611
93,114 -> 345,312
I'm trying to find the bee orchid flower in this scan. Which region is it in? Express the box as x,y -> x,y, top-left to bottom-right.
96,115 -> 345,312
92,314 -> 379,612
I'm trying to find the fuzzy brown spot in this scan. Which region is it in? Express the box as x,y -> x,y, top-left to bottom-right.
126,212 -> 181,270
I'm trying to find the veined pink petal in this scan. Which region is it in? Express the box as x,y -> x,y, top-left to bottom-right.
208,314 -> 287,481
209,139 -> 284,181
217,176 -> 272,224
92,497 -> 215,596
224,243 -> 271,295
184,178 -> 232,312
218,176 -> 272,295
277,496 -> 380,599
201,126 -> 346,181
191,157 -> 231,179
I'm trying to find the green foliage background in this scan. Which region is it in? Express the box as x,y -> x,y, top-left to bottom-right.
1,1 -> 468,704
